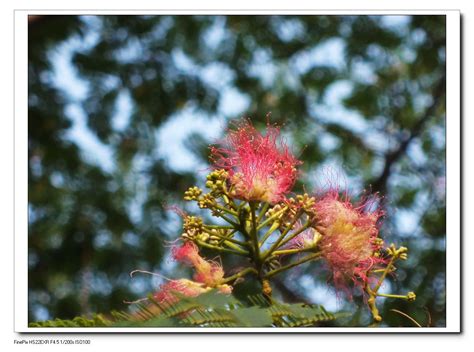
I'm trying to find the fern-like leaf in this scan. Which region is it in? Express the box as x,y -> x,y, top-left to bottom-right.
30,290 -> 349,328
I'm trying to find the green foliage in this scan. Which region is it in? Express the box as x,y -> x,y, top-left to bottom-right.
29,315 -> 109,327
30,290 -> 345,328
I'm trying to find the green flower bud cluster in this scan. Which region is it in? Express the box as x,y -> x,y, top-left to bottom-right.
295,193 -> 316,213
181,216 -> 203,240
371,238 -> 385,257
265,204 -> 286,220
194,230 -> 220,244
371,238 -> 385,247
205,169 -> 229,195
202,228 -> 226,246
387,244 -> 408,260
264,204 -> 288,230
184,186 -> 202,201
197,193 -> 216,209
184,171 -> 233,214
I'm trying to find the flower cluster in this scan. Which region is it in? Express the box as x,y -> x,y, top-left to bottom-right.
133,118 -> 413,324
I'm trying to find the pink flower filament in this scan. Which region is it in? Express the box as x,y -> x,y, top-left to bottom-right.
313,191 -> 385,293
172,241 -> 225,287
210,121 -> 301,204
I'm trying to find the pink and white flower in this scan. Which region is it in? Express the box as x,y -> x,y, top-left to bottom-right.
153,279 -> 209,304
210,120 -> 301,204
313,191 -> 385,293
172,241 -> 225,287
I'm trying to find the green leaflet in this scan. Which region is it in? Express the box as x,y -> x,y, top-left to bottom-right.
29,290 -> 348,328
28,315 -> 109,327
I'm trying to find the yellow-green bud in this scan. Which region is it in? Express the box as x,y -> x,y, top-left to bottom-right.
296,193 -> 316,212
386,244 -> 408,260
184,186 -> 203,201
198,193 -> 215,209
209,235 -> 220,245
265,204 -> 285,219
205,169 -> 229,195
184,216 -> 203,230
407,292 -> 416,302
197,233 -> 210,242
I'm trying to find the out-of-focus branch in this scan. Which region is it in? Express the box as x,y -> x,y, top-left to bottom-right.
370,78 -> 446,194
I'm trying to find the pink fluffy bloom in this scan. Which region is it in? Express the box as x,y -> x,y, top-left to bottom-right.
154,279 -> 209,304
210,120 -> 302,204
150,242 -> 232,305
172,242 -> 225,286
313,191 -> 385,294
153,279 -> 233,305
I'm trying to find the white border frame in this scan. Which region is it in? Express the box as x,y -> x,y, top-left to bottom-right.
14,10 -> 461,333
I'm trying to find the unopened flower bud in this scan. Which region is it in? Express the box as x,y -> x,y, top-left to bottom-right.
387,244 -> 408,260
197,233 -> 210,242
296,193 -> 316,212
198,193 -> 215,209
407,292 -> 416,302
184,186 -> 202,201
205,169 -> 229,195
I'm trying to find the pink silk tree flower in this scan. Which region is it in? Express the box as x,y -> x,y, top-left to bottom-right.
154,279 -> 209,304
313,191 -> 385,294
210,120 -> 302,204
172,242 -> 225,286
154,279 -> 232,305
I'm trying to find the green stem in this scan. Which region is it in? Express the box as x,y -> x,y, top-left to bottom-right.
201,228 -> 248,247
249,201 -> 261,264
214,204 -> 239,217
365,257 -> 399,323
203,224 -> 235,230
262,210 -> 304,261
219,267 -> 258,284
256,202 -> 270,223
367,293 -> 382,322
221,189 -> 238,211
372,257 -> 395,294
277,221 -> 312,248
371,268 -> 390,273
217,213 -> 240,228
259,221 -> 280,248
272,246 -> 316,256
237,201 -> 246,212
195,240 -> 249,256
257,206 -> 289,231
264,252 -> 321,278
224,240 -> 249,253
376,293 -> 410,300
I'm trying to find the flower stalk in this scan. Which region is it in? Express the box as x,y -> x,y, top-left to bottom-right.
262,210 -> 304,261
264,252 -> 322,279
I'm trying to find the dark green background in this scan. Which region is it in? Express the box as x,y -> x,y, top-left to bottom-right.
28,15 -> 446,327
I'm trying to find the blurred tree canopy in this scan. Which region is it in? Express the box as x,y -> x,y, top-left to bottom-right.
28,15 -> 446,327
